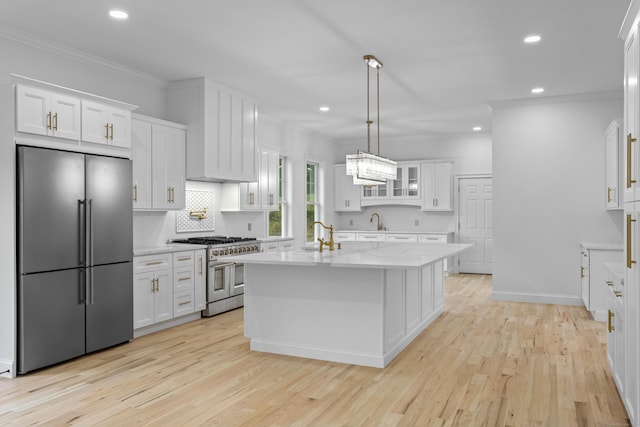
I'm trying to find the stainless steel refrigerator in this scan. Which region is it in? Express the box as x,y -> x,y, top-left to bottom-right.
17,145 -> 133,374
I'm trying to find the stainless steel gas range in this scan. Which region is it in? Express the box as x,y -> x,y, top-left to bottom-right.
171,236 -> 260,317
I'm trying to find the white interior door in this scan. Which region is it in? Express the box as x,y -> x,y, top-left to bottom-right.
458,176 -> 493,274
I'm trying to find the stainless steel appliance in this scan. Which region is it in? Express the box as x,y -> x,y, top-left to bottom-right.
171,236 -> 260,316
17,146 -> 133,374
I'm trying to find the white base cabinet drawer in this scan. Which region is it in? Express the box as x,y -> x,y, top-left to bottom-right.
356,233 -> 386,242
386,234 -> 418,242
174,290 -> 195,317
334,232 -> 356,242
134,253 -> 173,274
173,266 -> 194,292
418,234 -> 448,243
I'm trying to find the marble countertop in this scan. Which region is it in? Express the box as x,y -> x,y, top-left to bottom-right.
134,243 -> 208,256
256,236 -> 296,243
336,230 -> 454,235
219,241 -> 472,269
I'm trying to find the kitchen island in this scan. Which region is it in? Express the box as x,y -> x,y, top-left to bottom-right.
224,241 -> 472,368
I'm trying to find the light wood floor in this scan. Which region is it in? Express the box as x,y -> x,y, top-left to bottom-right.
0,274 -> 631,426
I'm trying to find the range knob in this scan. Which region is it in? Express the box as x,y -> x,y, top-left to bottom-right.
222,249 -> 228,256
213,250 -> 219,256
233,247 -> 239,254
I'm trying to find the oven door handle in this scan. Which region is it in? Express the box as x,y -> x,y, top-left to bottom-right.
211,262 -> 235,269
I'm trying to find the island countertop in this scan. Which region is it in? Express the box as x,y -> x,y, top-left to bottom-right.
219,241 -> 472,269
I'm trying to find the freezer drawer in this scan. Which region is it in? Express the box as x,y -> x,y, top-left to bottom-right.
18,269 -> 85,374
85,262 -> 133,353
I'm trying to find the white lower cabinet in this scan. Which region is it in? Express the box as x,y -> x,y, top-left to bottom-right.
580,243 -> 622,321
624,201 -> 640,425
134,249 -> 205,333
133,253 -> 173,329
194,249 -> 206,311
262,239 -> 296,252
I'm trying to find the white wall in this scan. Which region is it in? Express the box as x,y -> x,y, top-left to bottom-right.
333,133 -> 492,232
492,92 -> 623,304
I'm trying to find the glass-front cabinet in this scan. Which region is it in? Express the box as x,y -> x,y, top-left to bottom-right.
361,182 -> 388,201
391,164 -> 420,200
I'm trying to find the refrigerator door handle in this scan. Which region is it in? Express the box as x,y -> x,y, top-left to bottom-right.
88,267 -> 94,305
80,268 -> 87,304
87,199 -> 94,266
79,199 -> 87,267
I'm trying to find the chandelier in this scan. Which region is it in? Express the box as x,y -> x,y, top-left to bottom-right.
346,54 -> 397,185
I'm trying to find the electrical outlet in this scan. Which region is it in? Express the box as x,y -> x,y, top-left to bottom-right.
349,219 -> 354,226
248,223 -> 252,231
414,219 -> 419,226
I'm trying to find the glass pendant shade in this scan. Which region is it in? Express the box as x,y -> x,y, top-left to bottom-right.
346,151 -> 397,184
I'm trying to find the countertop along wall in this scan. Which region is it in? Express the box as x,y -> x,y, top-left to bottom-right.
334,133 -> 492,232
492,92 -> 623,304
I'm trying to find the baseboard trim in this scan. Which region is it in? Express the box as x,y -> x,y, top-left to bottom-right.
0,359 -> 15,379
492,291 -> 583,306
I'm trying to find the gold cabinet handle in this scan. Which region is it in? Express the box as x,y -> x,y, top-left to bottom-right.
104,123 -> 109,139
615,290 -> 623,298
199,257 -> 203,275
628,133 -> 637,188
53,112 -> 58,131
178,301 -> 191,306
47,111 -> 52,130
608,309 -> 615,333
168,187 -> 171,203
627,213 -> 637,268
606,280 -> 614,287
178,257 -> 191,262
580,266 -> 585,278
151,277 -> 158,293
133,184 -> 138,203
146,261 -> 163,266
178,277 -> 191,282
249,192 -> 254,206
109,123 -> 114,140
607,187 -> 612,203
270,194 -> 274,205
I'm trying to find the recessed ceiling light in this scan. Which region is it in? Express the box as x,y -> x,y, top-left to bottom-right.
473,126 -> 482,131
531,87 -> 545,94
109,10 -> 128,20
524,35 -> 541,44
319,106 -> 330,112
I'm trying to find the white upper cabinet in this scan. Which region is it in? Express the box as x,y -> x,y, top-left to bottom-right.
131,119 -> 153,209
81,100 -> 131,148
221,147 -> 279,211
16,85 -> 81,141
334,164 -> 362,212
132,114 -> 186,211
167,77 -> 257,182
624,23 -> 640,204
259,148 -> 279,210
606,119 -> 623,210
391,164 -> 420,202
421,163 -> 453,211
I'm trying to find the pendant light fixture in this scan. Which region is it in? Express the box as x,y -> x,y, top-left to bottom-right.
346,54 -> 397,185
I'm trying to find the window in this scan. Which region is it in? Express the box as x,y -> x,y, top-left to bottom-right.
268,157 -> 285,236
306,162 -> 319,242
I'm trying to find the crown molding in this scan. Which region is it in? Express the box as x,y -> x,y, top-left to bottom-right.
488,90 -> 623,110
0,25 -> 168,88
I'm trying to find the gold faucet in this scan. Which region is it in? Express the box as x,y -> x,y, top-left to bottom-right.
370,212 -> 383,231
311,221 -> 341,252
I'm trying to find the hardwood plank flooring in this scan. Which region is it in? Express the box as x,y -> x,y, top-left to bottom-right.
0,274 -> 631,426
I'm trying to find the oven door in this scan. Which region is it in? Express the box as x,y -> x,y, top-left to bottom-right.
208,261 -> 233,302
230,262 -> 244,296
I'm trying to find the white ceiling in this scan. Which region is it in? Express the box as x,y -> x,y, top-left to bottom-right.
0,1 -> 631,141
